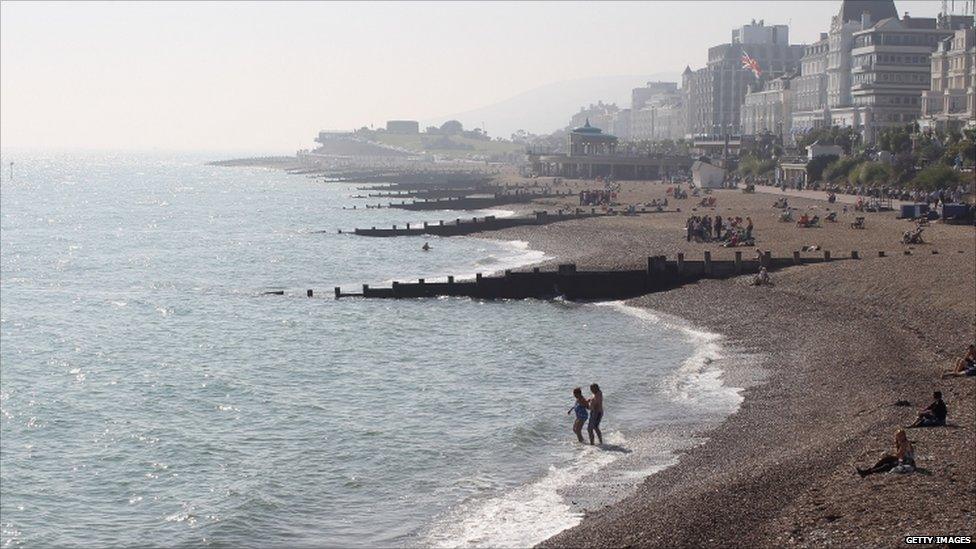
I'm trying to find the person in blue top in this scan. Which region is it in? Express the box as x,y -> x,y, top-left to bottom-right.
567,387 -> 589,443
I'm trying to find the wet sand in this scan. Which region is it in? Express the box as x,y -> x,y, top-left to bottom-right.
479,180 -> 975,547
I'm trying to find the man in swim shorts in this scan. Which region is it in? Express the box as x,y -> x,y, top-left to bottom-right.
588,383 -> 604,445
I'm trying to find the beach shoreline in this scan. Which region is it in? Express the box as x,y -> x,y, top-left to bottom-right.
466,180 -> 975,547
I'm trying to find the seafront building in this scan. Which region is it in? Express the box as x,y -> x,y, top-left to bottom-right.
786,0 -> 972,144
740,75 -> 794,141
385,120 -> 419,134
527,120 -> 692,179
629,82 -> 685,141
684,20 -> 805,137
790,34 -> 831,136
920,26 -> 976,132
570,102 -> 620,133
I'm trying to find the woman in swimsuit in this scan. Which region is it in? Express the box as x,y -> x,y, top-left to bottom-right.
567,387 -> 589,443
942,344 -> 976,378
857,429 -> 915,477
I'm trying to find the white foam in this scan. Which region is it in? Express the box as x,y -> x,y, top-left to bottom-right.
423,302 -> 746,548
412,239 -> 548,284
424,432 -> 624,548
475,208 -> 517,219
595,301 -> 744,410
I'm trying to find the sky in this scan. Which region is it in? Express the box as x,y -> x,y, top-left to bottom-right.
0,0 -> 948,153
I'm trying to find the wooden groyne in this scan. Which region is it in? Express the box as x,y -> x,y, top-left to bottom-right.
366,188 -> 499,199
388,190 -> 572,211
333,250 -> 853,301
343,206 -> 669,237
343,191 -> 573,211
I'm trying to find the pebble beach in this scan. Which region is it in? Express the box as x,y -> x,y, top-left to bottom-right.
481,177 -> 975,547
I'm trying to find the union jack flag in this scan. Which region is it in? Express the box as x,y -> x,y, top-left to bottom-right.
741,53 -> 762,78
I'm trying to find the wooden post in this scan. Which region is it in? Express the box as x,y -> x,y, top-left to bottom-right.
307,289 -> 313,297
406,223 -> 411,230
419,278 -> 425,284
647,256 -> 655,275
363,284 -> 369,293
504,269 -> 512,277
879,251 -> 885,257
447,276 -> 454,284
533,267 -> 540,273
677,253 -> 685,274
703,251 -> 712,276
824,250 -> 831,261
793,251 -> 801,265
456,218 -> 461,225
763,251 -> 772,268
851,250 -> 859,259
734,251 -> 742,274
334,287 -> 340,298
476,273 -> 483,283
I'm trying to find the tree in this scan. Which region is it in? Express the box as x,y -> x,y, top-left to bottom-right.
439,120 -> 463,135
852,161 -> 893,187
877,125 -> 912,154
737,155 -> 775,177
806,154 -> 839,182
823,156 -> 863,183
796,126 -> 857,154
911,164 -> 961,191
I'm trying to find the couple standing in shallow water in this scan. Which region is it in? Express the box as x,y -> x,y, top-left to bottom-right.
568,384 -> 603,445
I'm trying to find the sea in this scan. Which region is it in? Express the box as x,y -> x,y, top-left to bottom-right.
0,150 -> 745,547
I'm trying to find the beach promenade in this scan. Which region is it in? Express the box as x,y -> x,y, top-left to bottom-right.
751,183 -> 914,208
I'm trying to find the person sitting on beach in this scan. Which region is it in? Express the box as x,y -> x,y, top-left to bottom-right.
909,391 -> 948,427
752,266 -> 771,286
942,344 -> 976,378
587,384 -> 604,446
567,387 -> 589,443
422,242 -> 431,251
857,429 -> 916,477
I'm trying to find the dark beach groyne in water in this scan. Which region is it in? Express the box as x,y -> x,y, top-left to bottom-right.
342,207 -> 671,237
334,251 -> 845,300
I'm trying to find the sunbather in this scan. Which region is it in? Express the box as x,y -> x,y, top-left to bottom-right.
857,429 -> 915,477
942,344 -> 976,378
909,391 -> 947,427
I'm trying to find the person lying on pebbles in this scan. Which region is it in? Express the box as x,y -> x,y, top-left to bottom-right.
909,391 -> 948,428
857,429 -> 916,477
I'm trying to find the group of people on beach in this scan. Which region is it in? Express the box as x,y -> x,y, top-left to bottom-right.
578,189 -> 616,206
857,342 -> 975,477
685,215 -> 754,246
568,384 -> 603,445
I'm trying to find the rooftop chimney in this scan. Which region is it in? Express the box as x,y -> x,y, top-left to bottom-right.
820,32 -> 828,40
861,10 -> 872,29
904,11 -> 910,20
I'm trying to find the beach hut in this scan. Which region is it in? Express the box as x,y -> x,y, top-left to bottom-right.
692,160 -> 726,189
899,203 -> 929,219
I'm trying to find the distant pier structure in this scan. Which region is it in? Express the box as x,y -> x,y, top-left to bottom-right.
526,120 -> 693,179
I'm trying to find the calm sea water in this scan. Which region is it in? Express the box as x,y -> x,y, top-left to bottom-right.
0,151 -> 742,547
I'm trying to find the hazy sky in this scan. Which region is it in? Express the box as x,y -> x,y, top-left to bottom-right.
1,1 -> 945,152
